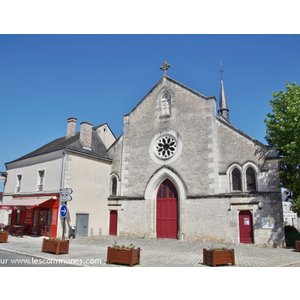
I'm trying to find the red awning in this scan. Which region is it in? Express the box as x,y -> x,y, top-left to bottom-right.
0,196 -> 57,210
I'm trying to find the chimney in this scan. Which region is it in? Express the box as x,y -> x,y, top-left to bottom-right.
66,117 -> 77,138
80,122 -> 93,150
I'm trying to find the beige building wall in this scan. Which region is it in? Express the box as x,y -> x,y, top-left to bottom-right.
3,154 -> 63,195
96,124 -> 116,150
58,153 -> 111,238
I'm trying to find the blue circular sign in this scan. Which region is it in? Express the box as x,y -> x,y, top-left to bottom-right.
60,205 -> 68,218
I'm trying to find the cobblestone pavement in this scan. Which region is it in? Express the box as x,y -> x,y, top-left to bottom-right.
0,235 -> 300,267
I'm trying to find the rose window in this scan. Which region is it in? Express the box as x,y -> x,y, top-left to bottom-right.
155,135 -> 177,159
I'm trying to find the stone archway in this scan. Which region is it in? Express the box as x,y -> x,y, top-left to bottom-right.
144,167 -> 186,239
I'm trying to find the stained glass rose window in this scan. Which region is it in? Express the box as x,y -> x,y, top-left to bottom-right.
155,135 -> 177,159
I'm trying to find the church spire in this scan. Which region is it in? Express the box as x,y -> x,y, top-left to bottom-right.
218,61 -> 229,121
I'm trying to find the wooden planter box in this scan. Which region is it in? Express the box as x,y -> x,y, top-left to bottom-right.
295,241 -> 300,252
41,238 -> 69,255
0,231 -> 9,243
107,247 -> 141,266
203,248 -> 235,267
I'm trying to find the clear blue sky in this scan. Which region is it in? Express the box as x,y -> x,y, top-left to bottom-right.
1,34 -> 300,190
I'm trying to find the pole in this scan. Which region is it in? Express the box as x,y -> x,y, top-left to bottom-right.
61,201 -> 67,240
62,216 -> 66,240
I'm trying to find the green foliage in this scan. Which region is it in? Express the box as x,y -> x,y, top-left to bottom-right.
265,83 -> 300,215
291,197 -> 300,216
284,225 -> 300,248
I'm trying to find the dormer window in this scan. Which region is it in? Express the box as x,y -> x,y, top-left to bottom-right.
161,91 -> 171,117
38,170 -> 45,191
16,174 -> 22,192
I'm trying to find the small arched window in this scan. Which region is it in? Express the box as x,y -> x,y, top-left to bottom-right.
246,167 -> 257,192
232,168 -> 242,191
111,176 -> 117,196
161,91 -> 171,117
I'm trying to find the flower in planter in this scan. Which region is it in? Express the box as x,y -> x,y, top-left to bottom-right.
111,242 -> 137,250
206,242 -> 234,251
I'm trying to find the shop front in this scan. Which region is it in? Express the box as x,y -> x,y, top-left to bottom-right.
0,194 -> 59,238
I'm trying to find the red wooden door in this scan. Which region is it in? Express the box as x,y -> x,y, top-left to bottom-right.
156,179 -> 178,239
109,210 -> 118,236
239,210 -> 254,243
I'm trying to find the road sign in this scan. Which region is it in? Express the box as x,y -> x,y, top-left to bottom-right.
61,194 -> 72,202
61,188 -> 73,195
60,187 -> 73,202
60,205 -> 68,218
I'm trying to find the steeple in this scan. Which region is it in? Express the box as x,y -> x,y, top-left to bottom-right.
218,61 -> 229,121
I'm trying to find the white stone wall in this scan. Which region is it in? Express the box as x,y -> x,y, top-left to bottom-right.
116,77 -> 217,198
115,194 -> 284,246
58,153 -> 111,238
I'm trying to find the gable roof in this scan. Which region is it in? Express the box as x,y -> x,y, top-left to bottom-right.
124,75 -> 216,117
6,128 -> 111,165
216,116 -> 279,159
93,123 -> 117,139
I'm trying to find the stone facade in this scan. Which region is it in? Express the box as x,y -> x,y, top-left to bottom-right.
108,75 -> 285,247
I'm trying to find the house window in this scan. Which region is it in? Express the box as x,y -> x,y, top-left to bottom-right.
161,91 -> 171,117
232,168 -> 242,191
111,176 -> 117,196
38,170 -> 45,191
246,167 -> 257,192
16,174 -> 22,192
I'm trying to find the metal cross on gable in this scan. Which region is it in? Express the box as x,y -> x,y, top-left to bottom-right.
160,61 -> 171,76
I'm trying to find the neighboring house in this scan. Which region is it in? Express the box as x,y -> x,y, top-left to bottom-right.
0,118 -> 115,238
107,73 -> 285,246
281,189 -> 299,230
282,201 -> 299,229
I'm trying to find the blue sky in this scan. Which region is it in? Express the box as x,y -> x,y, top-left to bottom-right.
1,34 -> 300,190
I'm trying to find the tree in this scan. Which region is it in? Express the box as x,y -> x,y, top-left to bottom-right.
265,83 -> 300,215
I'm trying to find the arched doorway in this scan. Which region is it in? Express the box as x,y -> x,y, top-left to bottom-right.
239,210 -> 254,243
156,179 -> 178,239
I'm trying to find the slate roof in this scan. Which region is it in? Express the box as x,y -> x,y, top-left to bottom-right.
7,128 -> 111,165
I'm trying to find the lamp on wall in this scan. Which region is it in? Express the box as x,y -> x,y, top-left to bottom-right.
227,204 -> 232,211
258,202 -> 263,210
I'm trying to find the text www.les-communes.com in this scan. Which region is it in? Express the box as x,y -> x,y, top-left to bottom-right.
0,257 -> 103,266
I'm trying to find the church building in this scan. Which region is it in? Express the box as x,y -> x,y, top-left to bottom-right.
107,63 -> 285,246
0,63 -> 285,246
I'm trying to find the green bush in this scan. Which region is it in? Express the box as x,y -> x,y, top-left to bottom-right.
284,225 -> 300,248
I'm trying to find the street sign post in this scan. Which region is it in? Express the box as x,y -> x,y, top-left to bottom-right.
60,204 -> 68,240
59,188 -> 73,239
